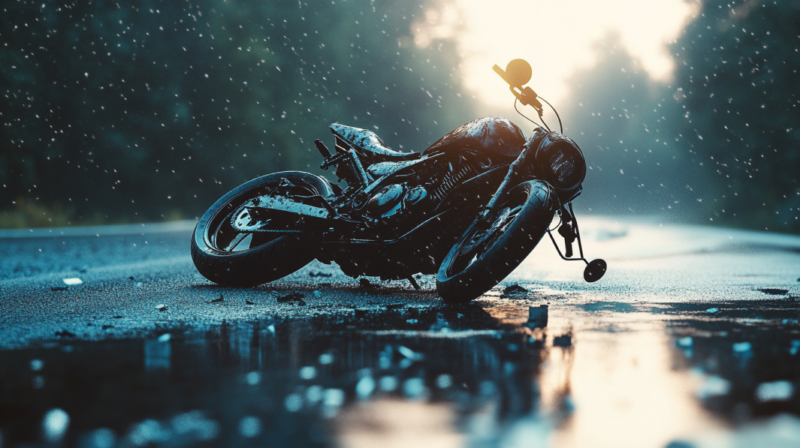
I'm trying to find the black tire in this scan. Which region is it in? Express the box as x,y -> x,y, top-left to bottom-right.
436,180 -> 557,303
191,171 -> 334,287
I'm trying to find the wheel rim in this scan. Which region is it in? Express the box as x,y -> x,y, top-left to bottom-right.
444,189 -> 528,277
204,180 -> 318,254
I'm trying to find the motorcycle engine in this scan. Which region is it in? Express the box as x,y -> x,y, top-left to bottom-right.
365,184 -> 427,219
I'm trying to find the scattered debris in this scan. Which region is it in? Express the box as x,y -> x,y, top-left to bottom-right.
55,330 -> 75,338
155,304 -> 168,312
129,276 -> 135,281
503,284 -> 528,295
759,288 -> 789,296
112,315 -> 123,319
62,278 -> 83,286
308,271 -> 332,278
527,305 -> 548,328
134,282 -> 143,287
101,325 -> 114,330
50,286 -> 68,292
553,333 -> 573,348
706,308 -> 719,314
359,278 -> 378,289
406,319 -> 419,324
210,294 -> 224,303
277,293 -> 306,305
245,300 -> 255,305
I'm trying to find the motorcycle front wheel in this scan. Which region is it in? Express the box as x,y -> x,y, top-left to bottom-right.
436,180 -> 557,304
191,171 -> 334,287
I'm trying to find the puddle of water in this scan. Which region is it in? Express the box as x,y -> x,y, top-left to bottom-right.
2,302 -> 800,447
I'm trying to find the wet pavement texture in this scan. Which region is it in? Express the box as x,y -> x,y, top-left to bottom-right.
1,218 -> 800,447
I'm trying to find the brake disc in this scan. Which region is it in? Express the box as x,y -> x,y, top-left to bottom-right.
230,204 -> 271,232
459,207 -> 513,256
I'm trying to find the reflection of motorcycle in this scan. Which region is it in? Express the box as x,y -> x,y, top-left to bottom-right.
191,59 -> 606,303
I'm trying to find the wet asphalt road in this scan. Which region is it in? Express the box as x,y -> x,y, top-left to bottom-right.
2,218 -> 800,447
1,217 -> 798,349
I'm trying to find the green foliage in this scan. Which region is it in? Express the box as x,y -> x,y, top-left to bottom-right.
1,0 -> 474,226
562,1 -> 799,232
670,0 -> 800,231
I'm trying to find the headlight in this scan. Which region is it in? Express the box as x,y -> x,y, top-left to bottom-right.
535,133 -> 586,193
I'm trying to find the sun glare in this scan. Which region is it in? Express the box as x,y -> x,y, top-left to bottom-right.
414,0 -> 698,109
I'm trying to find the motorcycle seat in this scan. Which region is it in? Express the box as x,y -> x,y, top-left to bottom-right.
330,123 -> 420,161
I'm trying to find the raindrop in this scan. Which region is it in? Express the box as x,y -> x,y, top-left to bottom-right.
356,376 -> 375,398
42,408 -> 70,442
239,416 -> 262,437
245,372 -> 261,386
284,394 -> 302,412
299,366 -> 317,380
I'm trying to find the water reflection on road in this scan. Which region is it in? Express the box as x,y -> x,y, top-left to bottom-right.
2,299 -> 800,447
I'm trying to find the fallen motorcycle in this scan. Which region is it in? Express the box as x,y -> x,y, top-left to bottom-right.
191,59 -> 606,303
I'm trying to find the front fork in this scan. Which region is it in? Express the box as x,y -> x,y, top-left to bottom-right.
477,130 -> 606,283
475,129 -> 543,229
547,203 -> 607,283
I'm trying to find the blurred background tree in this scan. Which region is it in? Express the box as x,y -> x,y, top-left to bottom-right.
1,0 -> 473,226
669,0 -> 800,231
562,0 -> 799,232
1,0 -> 798,233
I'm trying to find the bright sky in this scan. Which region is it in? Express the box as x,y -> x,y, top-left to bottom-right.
413,0 -> 698,109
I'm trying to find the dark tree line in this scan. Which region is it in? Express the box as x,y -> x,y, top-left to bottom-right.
1,0 -> 473,226
564,0 -> 800,232
2,0 -> 797,233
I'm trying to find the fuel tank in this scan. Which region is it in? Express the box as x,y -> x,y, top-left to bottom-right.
423,117 -> 525,160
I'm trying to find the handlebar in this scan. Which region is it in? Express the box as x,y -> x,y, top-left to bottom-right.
493,60 -> 544,115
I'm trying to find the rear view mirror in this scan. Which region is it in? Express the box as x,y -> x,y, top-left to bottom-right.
493,59 -> 532,88
492,59 -> 541,113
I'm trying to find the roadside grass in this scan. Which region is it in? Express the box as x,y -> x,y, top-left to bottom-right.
0,200 -> 185,229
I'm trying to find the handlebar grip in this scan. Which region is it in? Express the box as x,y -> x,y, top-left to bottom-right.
315,140 -> 332,158
493,64 -> 511,86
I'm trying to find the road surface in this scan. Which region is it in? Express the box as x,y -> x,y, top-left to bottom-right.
1,217 -> 799,448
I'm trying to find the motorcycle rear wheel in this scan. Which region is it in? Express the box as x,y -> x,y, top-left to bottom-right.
436,180 -> 556,304
191,171 -> 333,287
